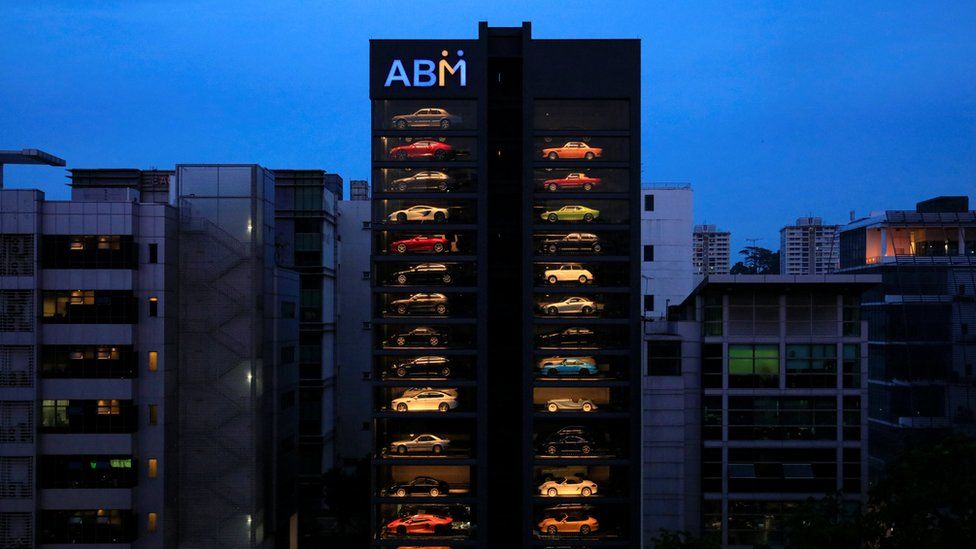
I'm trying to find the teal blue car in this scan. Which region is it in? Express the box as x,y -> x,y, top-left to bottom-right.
536,356 -> 599,377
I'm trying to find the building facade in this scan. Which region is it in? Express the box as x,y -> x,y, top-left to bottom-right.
640,185 -> 693,319
837,196 -> 976,477
779,217 -> 839,275
643,275 -> 876,547
369,22 -> 642,548
693,224 -> 731,278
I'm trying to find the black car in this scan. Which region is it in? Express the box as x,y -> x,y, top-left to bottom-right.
537,327 -> 596,348
387,170 -> 456,192
384,327 -> 449,348
541,233 -> 602,254
388,356 -> 453,378
385,475 -> 450,497
539,433 -> 596,456
390,263 -> 456,285
388,293 -> 449,316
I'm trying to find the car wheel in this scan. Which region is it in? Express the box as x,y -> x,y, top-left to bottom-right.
546,368 -> 558,377
579,368 -> 590,376
582,487 -> 592,496
548,244 -> 558,254
396,488 -> 406,497
395,244 -> 407,254
396,403 -> 408,412
434,525 -> 447,536
396,367 -> 407,377
578,275 -> 588,284
547,487 -> 558,497
548,183 -> 558,192
581,306 -> 593,315
442,274 -> 452,284
396,212 -> 407,222
395,336 -> 406,346
546,444 -> 558,455
396,526 -> 407,535
433,211 -> 446,222
547,402 -> 558,412
397,445 -> 407,454
438,402 -> 449,412
434,150 -> 446,160
398,182 -> 407,191
396,305 -> 407,315
435,304 -> 447,315
583,182 -> 593,191
582,402 -> 593,412
396,274 -> 408,285
547,213 -> 558,222
396,151 -> 408,160
440,366 -> 451,377
395,120 -> 406,129
547,525 -> 558,535
429,487 -> 440,496
438,181 -> 448,191
584,152 -> 595,160
582,445 -> 592,455
580,524 -> 591,535
547,306 -> 559,315
548,152 -> 558,160
432,445 -> 442,454
592,243 -> 602,253
429,336 -> 439,346
583,213 -> 594,222
440,119 -> 450,129
547,275 -> 558,285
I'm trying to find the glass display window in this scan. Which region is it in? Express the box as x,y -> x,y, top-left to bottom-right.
533,325 -> 629,352
532,352 -> 630,381
376,464 -> 473,498
377,260 -> 476,287
375,230 -> 476,256
534,292 -> 630,319
534,464 -> 628,498
376,323 -> 475,350
533,136 -> 629,163
534,199 -> 631,225
377,291 -> 476,319
533,501 -> 630,538
376,198 -> 477,225
533,419 -> 628,459
374,99 -> 477,131
376,417 -> 476,459
533,99 -> 629,131
378,386 -> 473,414
376,503 -> 474,539
532,386 -> 627,414
534,261 -> 630,287
533,229 -> 629,256
533,167 -> 630,193
376,167 -> 477,194
375,136 -> 478,162
376,353 -> 476,381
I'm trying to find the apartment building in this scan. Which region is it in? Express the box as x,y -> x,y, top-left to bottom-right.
641,186 -> 694,319
779,217 -> 839,275
693,224 -> 731,278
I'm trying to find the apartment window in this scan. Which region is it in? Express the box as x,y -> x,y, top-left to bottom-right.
41,400 -> 69,428
41,235 -> 136,269
147,512 -> 157,533
148,351 -> 158,372
703,295 -> 723,336
294,187 -> 323,211
644,295 -> 654,312
785,344 -> 837,388
643,244 -> 654,262
148,404 -> 158,425
97,399 -> 121,415
148,243 -> 158,264
842,344 -> 860,389
729,344 -> 779,388
41,290 -> 136,324
147,458 -> 158,478
702,343 -> 723,388
148,297 -> 158,317
647,341 -> 681,376
842,294 -> 861,336
644,194 -> 654,211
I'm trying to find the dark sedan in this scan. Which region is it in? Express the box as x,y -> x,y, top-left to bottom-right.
385,475 -> 451,497
388,356 -> 453,378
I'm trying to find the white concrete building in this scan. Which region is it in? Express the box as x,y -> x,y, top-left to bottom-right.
779,217 -> 840,274
640,185 -> 694,319
693,224 -> 731,278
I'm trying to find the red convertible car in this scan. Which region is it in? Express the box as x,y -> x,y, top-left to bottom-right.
390,234 -> 449,254
389,140 -> 454,161
543,172 -> 602,191
385,513 -> 453,535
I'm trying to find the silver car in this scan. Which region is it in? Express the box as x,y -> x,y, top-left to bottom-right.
546,398 -> 598,413
388,433 -> 451,455
392,108 -> 463,129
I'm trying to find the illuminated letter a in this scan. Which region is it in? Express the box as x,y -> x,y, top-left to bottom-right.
384,60 -> 410,87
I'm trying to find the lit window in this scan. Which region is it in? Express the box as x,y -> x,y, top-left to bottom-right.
96,347 -> 119,360
148,297 -> 158,317
70,238 -> 86,251
147,512 -> 157,532
97,399 -> 121,415
147,458 -> 158,478
148,404 -> 158,425
148,351 -> 158,372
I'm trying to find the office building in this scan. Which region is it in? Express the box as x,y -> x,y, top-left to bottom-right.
837,196 -> 976,477
693,224 -> 731,277
779,217 -> 839,275
643,274 -> 877,547
640,185 -> 693,319
350,180 -> 370,201
369,22 -> 642,547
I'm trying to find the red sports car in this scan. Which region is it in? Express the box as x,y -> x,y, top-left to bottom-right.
390,234 -> 449,254
389,140 -> 454,161
385,513 -> 453,535
543,172 -> 602,191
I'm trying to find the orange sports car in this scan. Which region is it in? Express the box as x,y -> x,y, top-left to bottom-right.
386,513 -> 453,536
538,512 -> 599,535
542,141 -> 603,160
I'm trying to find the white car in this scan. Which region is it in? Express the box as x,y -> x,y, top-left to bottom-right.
538,476 -> 598,497
546,398 -> 598,412
398,387 -> 459,398
391,390 -> 459,412
539,296 -> 602,315
387,205 -> 450,223
544,264 -> 594,284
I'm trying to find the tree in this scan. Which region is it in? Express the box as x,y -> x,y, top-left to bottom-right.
650,528 -> 721,549
785,492 -> 862,549
730,246 -> 780,274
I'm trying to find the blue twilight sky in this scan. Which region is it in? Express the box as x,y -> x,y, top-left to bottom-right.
2,0 -> 974,254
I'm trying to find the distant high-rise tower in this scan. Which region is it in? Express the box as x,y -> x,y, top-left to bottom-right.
779,217 -> 839,274
693,224 -> 731,277
349,179 -> 370,201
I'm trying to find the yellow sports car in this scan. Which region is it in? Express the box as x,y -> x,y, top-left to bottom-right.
540,205 -> 600,223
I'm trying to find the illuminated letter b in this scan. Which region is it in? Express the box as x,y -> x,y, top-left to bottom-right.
413,60 -> 436,87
